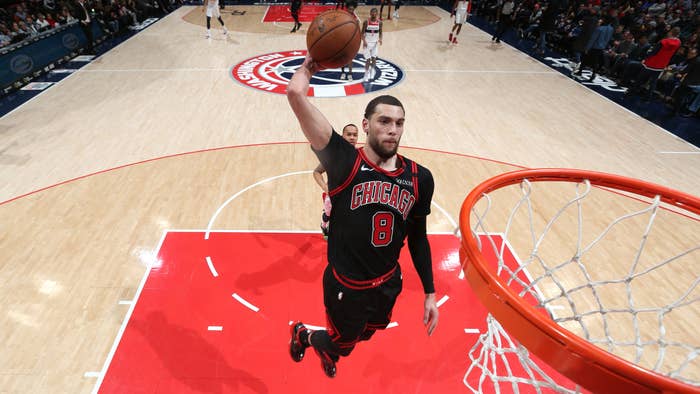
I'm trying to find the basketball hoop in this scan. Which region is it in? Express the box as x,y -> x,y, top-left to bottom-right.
459,169 -> 700,393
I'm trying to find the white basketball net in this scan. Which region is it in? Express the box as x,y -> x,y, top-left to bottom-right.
463,178 -> 700,393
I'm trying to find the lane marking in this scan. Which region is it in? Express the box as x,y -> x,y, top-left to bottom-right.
232,293 -> 260,312
206,256 -> 219,277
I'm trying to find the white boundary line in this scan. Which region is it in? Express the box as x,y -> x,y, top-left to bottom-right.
204,170 -> 313,239
77,68 -> 228,72
232,293 -> 260,312
203,170 -> 459,240
405,69 -> 559,74
90,230 -> 168,394
261,4 -> 271,23
205,256 -> 219,277
90,227 -> 461,390
436,295 -> 450,308
431,199 -> 458,232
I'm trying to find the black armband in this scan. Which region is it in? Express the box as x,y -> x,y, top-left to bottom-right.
407,216 -> 435,294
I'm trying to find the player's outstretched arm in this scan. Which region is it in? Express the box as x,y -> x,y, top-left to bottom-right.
287,55 -> 333,151
423,293 -> 438,336
312,164 -> 328,192
407,215 -> 439,336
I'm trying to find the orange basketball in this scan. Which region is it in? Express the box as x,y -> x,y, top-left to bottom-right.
306,10 -> 362,69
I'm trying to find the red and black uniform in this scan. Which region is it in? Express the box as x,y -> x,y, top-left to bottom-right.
313,131 -> 435,357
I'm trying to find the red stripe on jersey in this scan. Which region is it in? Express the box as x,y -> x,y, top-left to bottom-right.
357,148 -> 405,177
332,265 -> 397,290
326,315 -> 340,339
411,161 -> 419,201
329,155 -> 362,197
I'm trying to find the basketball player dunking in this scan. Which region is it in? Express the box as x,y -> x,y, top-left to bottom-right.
362,8 -> 382,83
203,0 -> 227,38
287,54 -> 439,378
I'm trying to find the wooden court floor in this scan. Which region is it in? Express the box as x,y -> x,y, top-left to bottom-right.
0,5 -> 698,393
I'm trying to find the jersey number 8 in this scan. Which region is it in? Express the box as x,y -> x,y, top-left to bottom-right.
371,211 -> 394,247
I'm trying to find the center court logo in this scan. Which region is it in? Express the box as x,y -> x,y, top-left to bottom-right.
230,50 -> 404,97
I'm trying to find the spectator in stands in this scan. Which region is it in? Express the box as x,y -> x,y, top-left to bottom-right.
658,46 -> 696,97
14,3 -> 28,21
614,34 -> 650,78
683,32 -> 698,49
535,1 -> 559,54
671,48 -> 700,116
647,0 -> 667,16
105,8 -> 120,33
59,7 -> 78,24
117,2 -> 139,29
73,0 -> 95,54
575,15 -> 614,81
571,8 -> 599,74
492,0 -> 515,43
519,3 -> 542,41
624,26 -> 682,100
0,25 -> 11,47
513,2 -> 534,38
18,20 -> 36,36
45,12 -> 59,28
23,16 -> 40,35
36,14 -> 51,31
603,30 -> 636,73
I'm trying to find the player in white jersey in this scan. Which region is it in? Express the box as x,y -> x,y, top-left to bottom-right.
203,0 -> 227,38
449,0 -> 469,44
340,1 -> 360,81
362,8 -> 382,83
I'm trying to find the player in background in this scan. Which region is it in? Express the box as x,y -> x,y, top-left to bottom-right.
379,0 -> 392,20
340,0 -> 360,81
313,124 -> 359,239
362,8 -> 382,82
449,0 -> 469,44
290,0 -> 302,33
203,0 -> 227,38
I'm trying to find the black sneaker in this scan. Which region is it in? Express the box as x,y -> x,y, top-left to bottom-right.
314,348 -> 337,378
289,322 -> 308,362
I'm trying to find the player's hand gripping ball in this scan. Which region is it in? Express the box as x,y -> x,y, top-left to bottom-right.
306,10 -> 362,69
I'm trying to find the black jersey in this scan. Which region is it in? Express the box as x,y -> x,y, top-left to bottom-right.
314,131 -> 434,284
